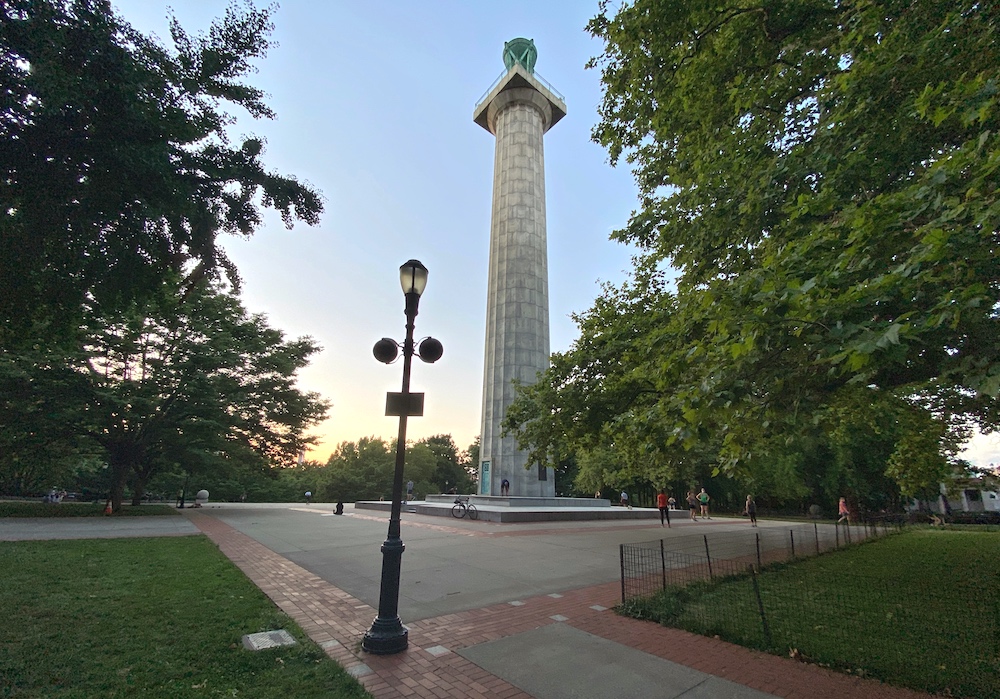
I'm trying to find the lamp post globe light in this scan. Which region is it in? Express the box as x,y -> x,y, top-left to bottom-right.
362,259 -> 443,655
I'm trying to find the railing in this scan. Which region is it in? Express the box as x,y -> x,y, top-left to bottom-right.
620,518 -> 898,603
475,67 -> 566,109
619,518 -> 998,698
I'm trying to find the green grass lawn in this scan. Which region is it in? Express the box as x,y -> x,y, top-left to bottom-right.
0,536 -> 370,698
0,501 -> 178,517
621,529 -> 1000,698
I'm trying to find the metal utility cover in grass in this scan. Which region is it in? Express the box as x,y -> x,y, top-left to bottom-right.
242,630 -> 297,651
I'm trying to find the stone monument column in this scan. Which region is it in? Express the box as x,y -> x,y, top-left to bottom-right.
473,39 -> 566,497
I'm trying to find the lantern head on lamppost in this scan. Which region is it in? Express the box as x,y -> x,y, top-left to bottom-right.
362,259 -> 442,655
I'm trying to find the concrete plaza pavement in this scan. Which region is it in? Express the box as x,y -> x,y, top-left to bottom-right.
0,502 -> 934,699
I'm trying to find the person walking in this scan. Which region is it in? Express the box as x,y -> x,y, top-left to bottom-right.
406,480 -> 414,501
657,490 -> 671,527
837,497 -> 851,524
304,491 -> 312,505
697,488 -> 711,519
620,490 -> 630,509
744,495 -> 757,527
667,495 -> 676,510
686,491 -> 698,521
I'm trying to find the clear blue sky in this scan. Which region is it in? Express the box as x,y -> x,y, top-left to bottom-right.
112,1 -> 999,469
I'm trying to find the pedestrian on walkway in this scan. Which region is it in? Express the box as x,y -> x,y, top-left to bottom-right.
406,480 -> 414,501
657,490 -> 671,527
697,488 -> 711,519
686,491 -> 698,520
744,495 -> 757,527
620,490 -> 630,509
837,497 -> 851,524
667,495 -> 676,510
501,478 -> 510,496
304,491 -> 312,505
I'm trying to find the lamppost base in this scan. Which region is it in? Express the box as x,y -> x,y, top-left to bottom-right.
362,616 -> 409,655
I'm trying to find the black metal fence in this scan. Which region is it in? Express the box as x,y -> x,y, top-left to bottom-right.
619,519 -> 999,698
620,518 -> 897,603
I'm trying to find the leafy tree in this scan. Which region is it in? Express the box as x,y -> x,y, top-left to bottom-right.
584,0 -> 998,445
419,434 -> 475,494
464,436 -> 480,491
319,434 -> 477,502
322,437 -> 395,503
0,346 -> 100,495
507,0 -> 997,500
0,0 -> 322,344
2,278 -> 328,511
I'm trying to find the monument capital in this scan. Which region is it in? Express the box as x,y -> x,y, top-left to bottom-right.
473,63 -> 566,135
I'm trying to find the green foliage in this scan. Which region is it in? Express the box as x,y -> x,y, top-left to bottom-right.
0,0 -> 323,343
0,278 -> 329,512
507,1 -> 999,506
422,434 -> 476,494
0,536 -> 369,698
320,435 -> 476,502
321,437 -> 395,502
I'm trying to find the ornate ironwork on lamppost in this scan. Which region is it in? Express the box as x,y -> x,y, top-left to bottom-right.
362,259 -> 443,655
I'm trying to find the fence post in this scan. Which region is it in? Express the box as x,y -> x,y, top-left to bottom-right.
704,535 -> 714,580
756,531 -> 761,570
789,530 -> 796,559
620,544 -> 626,604
835,521 -> 840,548
660,539 -> 667,591
750,565 -> 772,648
814,523 -> 820,556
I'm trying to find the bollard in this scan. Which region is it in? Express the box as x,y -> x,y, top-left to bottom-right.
790,530 -> 796,559
756,531 -> 762,570
814,523 -> 820,555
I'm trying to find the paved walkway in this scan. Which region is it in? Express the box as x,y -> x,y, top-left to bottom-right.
179,509 -> 932,699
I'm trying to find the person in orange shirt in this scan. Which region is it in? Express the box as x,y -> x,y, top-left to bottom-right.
657,490 -> 671,528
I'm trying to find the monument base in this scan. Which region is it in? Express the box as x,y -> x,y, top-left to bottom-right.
355,495 -> 658,523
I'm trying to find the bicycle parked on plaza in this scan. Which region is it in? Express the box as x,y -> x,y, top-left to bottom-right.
451,496 -> 478,520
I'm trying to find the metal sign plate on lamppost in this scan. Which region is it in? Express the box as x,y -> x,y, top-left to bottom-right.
385,392 -> 424,417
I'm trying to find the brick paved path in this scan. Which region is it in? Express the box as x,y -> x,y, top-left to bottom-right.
186,512 -> 933,699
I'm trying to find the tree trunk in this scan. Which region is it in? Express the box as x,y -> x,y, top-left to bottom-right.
106,441 -> 145,514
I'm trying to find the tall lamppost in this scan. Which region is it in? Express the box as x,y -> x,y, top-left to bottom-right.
362,259 -> 443,655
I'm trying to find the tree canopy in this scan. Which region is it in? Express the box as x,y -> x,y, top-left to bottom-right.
0,1 -> 328,509
0,0 -> 322,342
320,435 -> 477,503
506,0 -> 999,506
0,277 -> 329,511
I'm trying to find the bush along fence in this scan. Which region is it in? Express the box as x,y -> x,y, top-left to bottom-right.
618,519 -> 999,698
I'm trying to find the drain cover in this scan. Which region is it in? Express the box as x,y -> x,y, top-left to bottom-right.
242,629 -> 297,651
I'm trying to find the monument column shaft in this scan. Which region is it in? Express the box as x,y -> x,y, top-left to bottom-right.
480,100 -> 554,497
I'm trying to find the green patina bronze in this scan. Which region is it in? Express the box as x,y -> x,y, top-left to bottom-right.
503,38 -> 536,73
